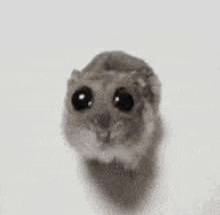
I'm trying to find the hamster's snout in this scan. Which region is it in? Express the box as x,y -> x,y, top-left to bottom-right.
92,112 -> 111,144
93,112 -> 111,129
96,130 -> 111,144
92,112 -> 125,145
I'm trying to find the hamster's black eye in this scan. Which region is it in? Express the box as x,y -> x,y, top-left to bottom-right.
113,87 -> 134,112
72,86 -> 93,111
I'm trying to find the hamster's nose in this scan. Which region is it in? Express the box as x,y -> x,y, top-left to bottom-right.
94,112 -> 111,129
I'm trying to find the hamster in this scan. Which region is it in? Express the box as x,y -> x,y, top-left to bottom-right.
62,51 -> 163,211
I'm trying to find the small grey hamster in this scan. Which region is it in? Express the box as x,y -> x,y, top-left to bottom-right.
62,51 -> 162,170
62,51 -> 164,211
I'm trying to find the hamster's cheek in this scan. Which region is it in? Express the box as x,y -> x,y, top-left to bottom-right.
64,123 -> 155,168
65,128 -> 116,163
66,128 -> 100,159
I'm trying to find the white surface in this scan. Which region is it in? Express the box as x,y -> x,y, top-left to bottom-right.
0,0 -> 220,214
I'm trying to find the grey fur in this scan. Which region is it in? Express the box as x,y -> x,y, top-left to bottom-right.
62,51 -> 163,212
82,51 -> 153,74
84,116 -> 163,211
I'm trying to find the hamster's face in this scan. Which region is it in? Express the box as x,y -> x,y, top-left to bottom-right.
62,70 -> 157,169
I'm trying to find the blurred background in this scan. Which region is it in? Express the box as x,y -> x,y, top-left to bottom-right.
0,0 -> 220,214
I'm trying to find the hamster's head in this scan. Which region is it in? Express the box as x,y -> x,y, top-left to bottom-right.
62,69 -> 161,169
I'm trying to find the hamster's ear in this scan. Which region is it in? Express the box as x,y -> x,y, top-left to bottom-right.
67,69 -> 82,87
134,68 -> 161,111
70,69 -> 81,80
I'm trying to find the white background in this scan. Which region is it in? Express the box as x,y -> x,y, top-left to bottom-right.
0,0 -> 220,214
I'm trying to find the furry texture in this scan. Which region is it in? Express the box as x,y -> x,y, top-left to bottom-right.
62,51 -> 163,210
